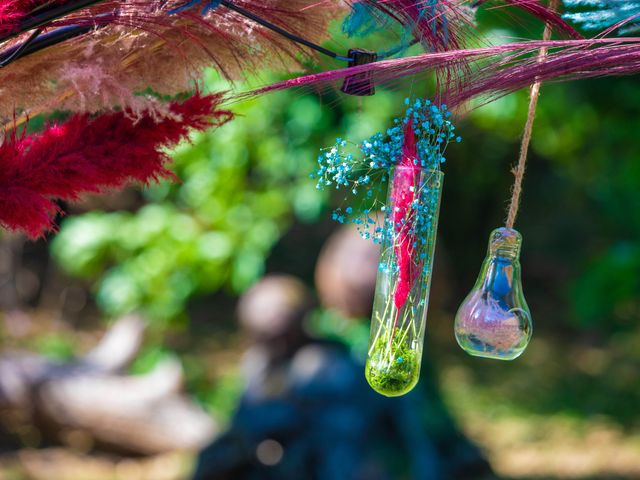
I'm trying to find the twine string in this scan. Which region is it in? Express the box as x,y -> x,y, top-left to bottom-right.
506,0 -> 559,229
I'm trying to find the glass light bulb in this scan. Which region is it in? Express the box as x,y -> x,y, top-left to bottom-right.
454,227 -> 532,360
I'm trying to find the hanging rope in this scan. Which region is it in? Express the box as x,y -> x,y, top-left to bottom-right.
506,0 -> 559,229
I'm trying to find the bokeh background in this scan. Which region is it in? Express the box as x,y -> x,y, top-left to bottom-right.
1,6 -> 639,480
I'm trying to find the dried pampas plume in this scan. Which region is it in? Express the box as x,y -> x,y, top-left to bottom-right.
0,0 -> 341,124
0,93 -> 232,239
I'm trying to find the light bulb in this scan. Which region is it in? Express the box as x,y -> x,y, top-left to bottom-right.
454,227 -> 532,360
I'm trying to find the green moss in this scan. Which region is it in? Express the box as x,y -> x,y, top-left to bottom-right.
365,336 -> 420,397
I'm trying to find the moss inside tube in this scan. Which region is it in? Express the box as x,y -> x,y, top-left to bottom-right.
365,310 -> 422,396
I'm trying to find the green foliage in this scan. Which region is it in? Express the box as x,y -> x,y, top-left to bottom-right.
52,87 -> 319,322
51,72 -> 409,323
306,309 -> 371,360
198,370 -> 244,421
128,345 -> 176,374
570,242 -> 640,329
33,333 -> 76,361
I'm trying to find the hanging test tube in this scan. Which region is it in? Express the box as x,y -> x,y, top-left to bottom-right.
365,167 -> 443,397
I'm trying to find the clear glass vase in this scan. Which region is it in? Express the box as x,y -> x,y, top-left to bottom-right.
365,168 -> 444,397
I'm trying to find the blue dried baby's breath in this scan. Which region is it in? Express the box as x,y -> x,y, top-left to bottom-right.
315,98 -> 460,247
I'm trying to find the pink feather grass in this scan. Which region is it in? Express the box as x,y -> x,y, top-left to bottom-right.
247,37 -> 640,108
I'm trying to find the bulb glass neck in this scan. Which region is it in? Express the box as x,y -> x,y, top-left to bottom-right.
487,227 -> 522,260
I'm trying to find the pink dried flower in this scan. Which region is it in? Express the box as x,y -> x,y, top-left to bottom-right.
391,121 -> 421,309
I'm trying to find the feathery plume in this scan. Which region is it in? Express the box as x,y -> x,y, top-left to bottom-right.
0,93 -> 232,239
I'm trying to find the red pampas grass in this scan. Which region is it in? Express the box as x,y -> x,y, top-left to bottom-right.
391,121 -> 421,310
0,93 -> 232,239
0,0 -> 68,37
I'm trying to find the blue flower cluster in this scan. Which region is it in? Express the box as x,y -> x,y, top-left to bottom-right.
314,98 -> 460,246
563,0 -> 640,34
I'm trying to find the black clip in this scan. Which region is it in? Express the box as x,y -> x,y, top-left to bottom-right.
341,49 -> 378,97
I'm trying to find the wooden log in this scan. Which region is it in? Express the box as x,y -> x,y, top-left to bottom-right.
0,315 -> 217,454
